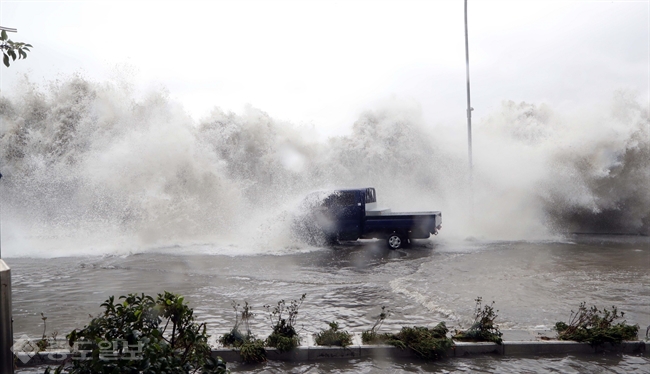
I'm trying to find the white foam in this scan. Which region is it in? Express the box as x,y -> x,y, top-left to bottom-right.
1,76 -> 647,258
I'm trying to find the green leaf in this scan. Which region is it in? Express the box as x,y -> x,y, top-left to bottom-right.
0,31 -> 7,41
25,43 -> 33,48
8,50 -> 16,61
3,54 -> 9,67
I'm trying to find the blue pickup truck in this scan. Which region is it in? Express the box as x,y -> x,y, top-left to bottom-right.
292,187 -> 442,249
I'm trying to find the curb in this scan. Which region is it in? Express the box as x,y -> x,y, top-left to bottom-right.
14,333 -> 648,367
211,339 -> 647,362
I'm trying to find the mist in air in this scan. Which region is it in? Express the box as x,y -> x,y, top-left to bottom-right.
0,75 -> 647,257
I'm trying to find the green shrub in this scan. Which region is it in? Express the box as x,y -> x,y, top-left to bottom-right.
453,297 -> 503,344
36,313 -> 58,352
361,306 -> 392,344
44,292 -> 229,374
361,330 -> 393,344
555,302 -> 639,345
388,323 -> 453,360
314,321 -> 353,347
238,339 -> 266,364
360,306 -> 453,359
219,301 -> 254,348
218,301 -> 266,364
264,294 -> 305,352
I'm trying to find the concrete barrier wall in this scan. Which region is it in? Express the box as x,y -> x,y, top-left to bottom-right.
210,336 -> 647,362
14,331 -> 648,367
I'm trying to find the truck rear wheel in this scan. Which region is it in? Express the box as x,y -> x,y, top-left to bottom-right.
387,232 -> 404,250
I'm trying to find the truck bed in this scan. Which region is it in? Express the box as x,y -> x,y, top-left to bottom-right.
363,211 -> 442,239
367,211 -> 441,216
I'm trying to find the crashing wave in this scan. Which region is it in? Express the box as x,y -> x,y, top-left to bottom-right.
0,75 -> 647,256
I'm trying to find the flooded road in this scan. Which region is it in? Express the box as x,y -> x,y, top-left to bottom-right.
8,235 -> 650,372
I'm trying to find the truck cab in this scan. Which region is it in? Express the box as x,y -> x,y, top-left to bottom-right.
293,187 -> 442,249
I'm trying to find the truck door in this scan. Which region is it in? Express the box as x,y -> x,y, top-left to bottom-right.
339,190 -> 364,240
323,190 -> 363,240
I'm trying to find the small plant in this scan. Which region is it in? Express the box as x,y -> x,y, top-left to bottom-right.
453,297 -> 503,344
219,301 -> 266,363
36,312 -> 49,351
555,302 -> 639,346
33,313 -> 60,353
314,321 -> 353,347
264,294 -> 306,352
45,291 -> 229,374
388,323 -> 453,360
362,306 -> 393,344
219,301 -> 254,347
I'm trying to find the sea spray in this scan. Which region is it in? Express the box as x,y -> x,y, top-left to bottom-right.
475,92 -> 649,236
1,75 -> 647,257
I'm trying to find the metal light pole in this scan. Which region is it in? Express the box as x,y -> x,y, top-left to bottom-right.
464,0 -> 473,172
463,0 -> 476,227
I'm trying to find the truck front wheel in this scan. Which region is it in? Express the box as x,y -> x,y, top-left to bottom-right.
386,232 -> 405,250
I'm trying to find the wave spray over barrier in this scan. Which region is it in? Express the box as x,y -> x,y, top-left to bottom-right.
0,76 -> 648,257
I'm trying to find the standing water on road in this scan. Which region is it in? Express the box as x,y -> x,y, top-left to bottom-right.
9,236 -> 650,372
9,236 -> 649,338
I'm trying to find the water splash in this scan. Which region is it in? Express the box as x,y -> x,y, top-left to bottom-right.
1,75 -> 647,257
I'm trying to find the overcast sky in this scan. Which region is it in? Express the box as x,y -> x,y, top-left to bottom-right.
1,0 -> 648,137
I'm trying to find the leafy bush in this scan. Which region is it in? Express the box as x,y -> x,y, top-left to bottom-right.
388,323 -> 453,360
361,306 -> 393,344
360,306 -> 452,359
453,297 -> 503,344
238,339 -> 266,364
264,294 -> 305,352
1,29 -> 32,67
555,302 -> 639,345
314,321 -> 353,347
218,301 -> 266,364
44,292 -> 229,374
